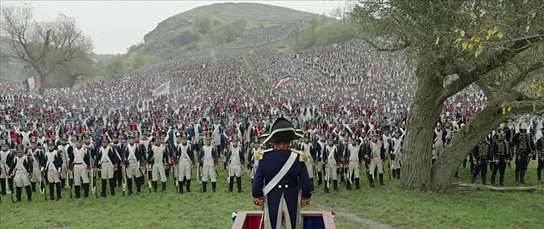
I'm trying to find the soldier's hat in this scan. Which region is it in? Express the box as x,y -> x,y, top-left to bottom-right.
75,135 -> 84,142
30,137 -> 38,144
519,123 -> 528,131
383,125 -> 390,132
260,118 -> 303,145
179,131 -> 188,139
436,120 -> 442,127
204,131 -> 213,140
252,136 -> 259,144
128,132 -> 136,139
101,136 -> 110,143
371,130 -> 379,136
361,129 -> 367,135
61,134 -> 68,140
498,129 -> 506,136
16,144 -> 25,153
46,138 -> 56,146
113,132 -> 119,139
231,135 -> 239,142
350,134 -> 358,140
0,139 -> 7,146
303,132 -> 311,139
154,132 -> 162,138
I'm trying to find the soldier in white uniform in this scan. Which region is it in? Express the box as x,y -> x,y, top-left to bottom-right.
26,137 -> 45,193
433,121 -> 446,164
198,132 -> 218,193
68,135 -> 90,198
1,140 -> 15,196
123,133 -> 145,195
43,139 -> 63,200
247,137 -> 262,183
297,132 -> 315,192
95,136 -> 119,197
345,134 -> 363,190
323,135 -> 340,192
314,132 -> 327,186
175,131 -> 194,194
57,135 -> 73,190
367,130 -> 385,188
390,130 -> 403,179
7,145 -> 33,202
148,132 -> 169,194
226,136 -> 245,193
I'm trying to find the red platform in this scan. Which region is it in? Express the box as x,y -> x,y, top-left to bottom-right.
232,211 -> 336,229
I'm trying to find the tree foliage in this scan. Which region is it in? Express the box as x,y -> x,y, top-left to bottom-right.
212,19 -> 246,44
192,14 -> 213,34
0,4 -> 94,93
351,0 -> 544,192
100,54 -> 127,79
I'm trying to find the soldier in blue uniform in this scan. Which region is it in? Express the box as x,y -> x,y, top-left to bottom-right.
252,118 -> 312,229
7,144 -> 33,202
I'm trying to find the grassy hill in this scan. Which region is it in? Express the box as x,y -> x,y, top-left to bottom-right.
129,2 -> 320,61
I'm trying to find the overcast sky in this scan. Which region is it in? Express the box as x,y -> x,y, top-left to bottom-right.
1,1 -> 346,54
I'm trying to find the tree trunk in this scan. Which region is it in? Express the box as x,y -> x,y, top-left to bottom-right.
430,100 -> 506,192
399,68 -> 443,191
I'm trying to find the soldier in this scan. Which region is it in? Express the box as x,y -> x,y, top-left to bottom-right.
247,137 -> 262,184
175,131 -> 194,194
69,135 -> 90,198
198,132 -> 218,193
252,117 -> 312,229
122,133 -> 145,195
323,134 -> 340,192
57,134 -> 73,190
345,134 -> 363,190
390,130 -> 403,179
471,138 -> 490,184
82,133 -> 97,193
43,138 -> 63,201
26,137 -> 45,193
433,121 -> 446,164
226,135 -> 245,193
513,123 -> 535,185
1,139 -> 15,196
314,131 -> 327,186
296,132 -> 315,192
536,128 -> 544,184
148,132 -> 169,193
111,132 -> 125,188
367,130 -> 386,188
7,144 -> 33,202
95,136 -> 119,197
491,130 -> 510,186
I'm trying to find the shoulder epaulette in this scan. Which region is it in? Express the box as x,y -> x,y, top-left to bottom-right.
291,149 -> 307,163
256,148 -> 273,161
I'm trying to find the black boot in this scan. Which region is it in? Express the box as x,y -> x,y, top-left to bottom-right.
515,171 -> 520,185
101,179 -> 107,197
397,169 -> 401,179
83,183 -> 89,198
228,177 -> 234,193
0,178 -> 5,195
392,169 -> 396,179
60,178 -> 66,190
333,180 -> 338,191
340,169 -> 345,183
491,175 -> 496,185
127,178 -> 133,196
109,178 -> 116,196
31,182 -> 36,192
49,183 -> 55,200
55,183 -> 62,200
202,182 -> 207,192
520,171 -> 526,184
178,181 -> 184,194
186,179 -> 191,193
16,187 -> 22,202
482,175 -> 487,185
212,182 -> 216,193
355,178 -> 360,189
25,185 -> 32,202
74,185 -> 81,199
346,180 -> 352,190
318,172 -> 323,185
379,174 -> 385,186
471,174 -> 476,184
237,177 -> 242,193
499,174 -> 505,186
152,181 -> 158,192
162,182 -> 166,194
136,177 -> 143,195
369,176 -> 375,188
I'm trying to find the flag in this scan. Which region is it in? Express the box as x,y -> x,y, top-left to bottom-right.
272,75 -> 293,89
201,62 -> 209,69
293,52 -> 302,59
23,74 -> 42,91
366,67 -> 377,77
152,81 -> 171,96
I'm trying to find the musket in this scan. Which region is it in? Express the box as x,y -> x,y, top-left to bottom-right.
68,164 -> 73,199
122,163 -> 126,196
41,170 -> 48,201
147,164 -> 152,193
2,164 -> 14,203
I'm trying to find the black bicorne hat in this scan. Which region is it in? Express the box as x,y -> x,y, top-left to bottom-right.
260,118 -> 303,145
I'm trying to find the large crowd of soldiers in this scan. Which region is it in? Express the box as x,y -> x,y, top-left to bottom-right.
1,112 -> 542,204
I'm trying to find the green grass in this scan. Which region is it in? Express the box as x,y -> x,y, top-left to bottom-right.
2,160 -> 542,228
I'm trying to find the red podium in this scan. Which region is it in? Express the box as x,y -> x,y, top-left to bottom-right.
232,211 -> 336,229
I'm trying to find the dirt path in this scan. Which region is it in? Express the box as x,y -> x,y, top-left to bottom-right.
313,202 -> 395,229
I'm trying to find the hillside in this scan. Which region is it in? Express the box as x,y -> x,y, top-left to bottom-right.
128,2 -> 320,60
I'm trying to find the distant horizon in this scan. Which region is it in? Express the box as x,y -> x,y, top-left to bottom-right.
1,1 -> 346,55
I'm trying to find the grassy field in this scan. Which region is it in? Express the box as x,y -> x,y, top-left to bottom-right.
1,160 -> 542,228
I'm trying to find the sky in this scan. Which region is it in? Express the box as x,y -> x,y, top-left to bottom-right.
1,1 -> 346,54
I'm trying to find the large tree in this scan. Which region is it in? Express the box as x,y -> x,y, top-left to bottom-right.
1,4 -> 93,94
351,0 -> 544,192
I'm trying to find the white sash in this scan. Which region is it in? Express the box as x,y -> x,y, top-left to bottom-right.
262,152 -> 298,195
